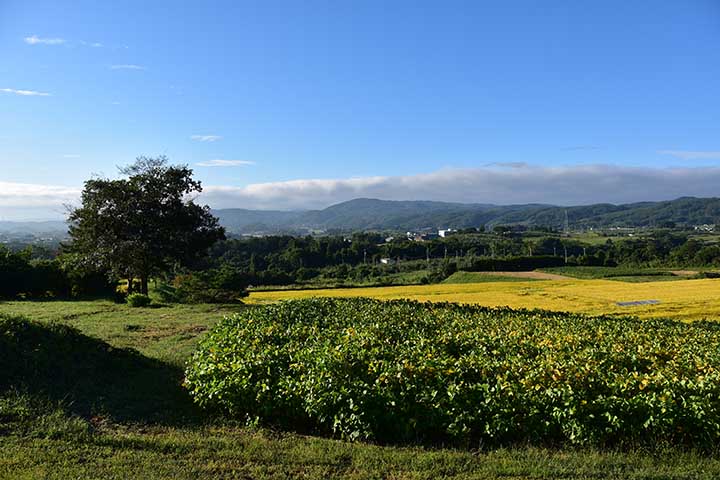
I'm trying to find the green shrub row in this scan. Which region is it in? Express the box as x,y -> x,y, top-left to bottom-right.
185,298 -> 720,448
0,247 -> 115,299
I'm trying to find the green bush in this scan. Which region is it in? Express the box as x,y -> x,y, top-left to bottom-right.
0,248 -> 68,298
172,266 -> 249,304
186,298 -> 720,448
127,293 -> 151,307
155,282 -> 181,303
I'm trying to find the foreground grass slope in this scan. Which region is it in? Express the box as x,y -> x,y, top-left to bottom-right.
3,300 -> 720,478
0,300 -> 242,365
9,426 -> 720,480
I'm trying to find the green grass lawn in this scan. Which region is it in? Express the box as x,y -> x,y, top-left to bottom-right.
442,271 -> 541,283
540,266 -> 685,282
3,299 -> 720,479
0,299 -> 242,365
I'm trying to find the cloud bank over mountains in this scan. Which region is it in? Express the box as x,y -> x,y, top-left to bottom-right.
0,181 -> 81,221
3,164 -> 720,220
199,164 -> 720,210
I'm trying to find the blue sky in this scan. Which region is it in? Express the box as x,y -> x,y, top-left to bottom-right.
1,0 -> 720,219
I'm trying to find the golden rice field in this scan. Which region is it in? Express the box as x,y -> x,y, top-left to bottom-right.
247,278 -> 720,321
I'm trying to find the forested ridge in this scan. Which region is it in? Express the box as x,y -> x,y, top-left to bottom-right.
215,196 -> 720,233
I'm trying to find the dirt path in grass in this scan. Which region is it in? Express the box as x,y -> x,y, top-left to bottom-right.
480,271 -> 575,280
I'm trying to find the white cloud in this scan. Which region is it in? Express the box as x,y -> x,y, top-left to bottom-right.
110,64 -> 145,70
24,35 -> 65,45
8,165 -> 720,218
1,88 -> 51,97
191,135 -> 222,142
198,165 -> 720,210
196,160 -> 255,167
0,181 -> 80,208
658,150 -> 720,160
80,41 -> 103,47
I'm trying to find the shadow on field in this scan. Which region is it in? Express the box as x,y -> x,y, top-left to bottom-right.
0,314 -> 200,426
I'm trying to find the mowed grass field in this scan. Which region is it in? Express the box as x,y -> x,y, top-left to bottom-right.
248,276 -> 720,321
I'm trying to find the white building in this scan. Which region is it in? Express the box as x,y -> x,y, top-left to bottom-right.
438,228 -> 457,238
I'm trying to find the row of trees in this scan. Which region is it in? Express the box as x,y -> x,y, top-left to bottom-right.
0,247 -> 115,298
207,231 -> 720,274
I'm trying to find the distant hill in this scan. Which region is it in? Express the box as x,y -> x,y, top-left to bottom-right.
0,221 -> 68,236
212,208 -> 305,232
7,197 -> 720,237
297,199 -> 507,230
214,196 -> 720,233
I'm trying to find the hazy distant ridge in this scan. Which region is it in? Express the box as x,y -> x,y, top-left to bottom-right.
214,196 -> 720,233
5,197 -> 720,236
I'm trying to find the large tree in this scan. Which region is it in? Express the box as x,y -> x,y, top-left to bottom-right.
67,156 -> 225,295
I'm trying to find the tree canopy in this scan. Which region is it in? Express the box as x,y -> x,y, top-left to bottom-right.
67,156 -> 225,294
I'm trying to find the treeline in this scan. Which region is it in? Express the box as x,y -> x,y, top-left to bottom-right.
197,231 -> 720,287
0,246 -> 115,299
4,229 -> 720,300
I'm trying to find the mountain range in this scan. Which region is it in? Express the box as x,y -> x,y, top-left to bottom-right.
5,197 -> 720,237
214,196 -> 720,233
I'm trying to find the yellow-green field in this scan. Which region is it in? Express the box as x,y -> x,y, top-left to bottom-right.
248,277 -> 720,321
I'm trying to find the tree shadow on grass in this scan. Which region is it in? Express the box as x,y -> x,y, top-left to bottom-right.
0,314 -> 201,426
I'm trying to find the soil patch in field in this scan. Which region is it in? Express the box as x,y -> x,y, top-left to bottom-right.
479,271 -> 574,281
670,270 -> 699,276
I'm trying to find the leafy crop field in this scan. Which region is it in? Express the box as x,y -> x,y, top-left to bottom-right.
248,277 -> 720,321
187,298 -> 720,447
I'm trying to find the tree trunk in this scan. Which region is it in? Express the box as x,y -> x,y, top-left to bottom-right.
127,277 -> 134,295
141,276 -> 149,295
